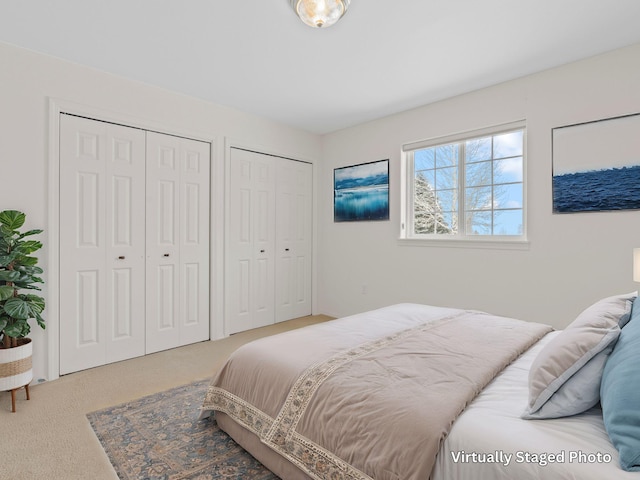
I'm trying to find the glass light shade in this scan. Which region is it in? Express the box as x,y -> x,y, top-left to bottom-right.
291,0 -> 350,28
634,248 -> 640,282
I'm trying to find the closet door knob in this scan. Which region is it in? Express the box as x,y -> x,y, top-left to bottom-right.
285,248 -> 290,251
260,249 -> 265,253
118,256 -> 125,260
163,253 -> 170,257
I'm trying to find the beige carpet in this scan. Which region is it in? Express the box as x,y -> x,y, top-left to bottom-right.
0,315 -> 332,480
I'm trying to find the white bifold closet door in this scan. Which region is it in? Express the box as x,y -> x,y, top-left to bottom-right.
145,132 -> 210,354
59,115 -> 210,375
226,149 -> 276,333
275,157 -> 313,323
59,115 -> 146,374
226,148 -> 312,335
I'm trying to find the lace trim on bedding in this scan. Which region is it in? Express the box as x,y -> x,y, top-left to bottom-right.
202,388 -> 370,480
202,387 -> 273,438
205,310 -> 472,480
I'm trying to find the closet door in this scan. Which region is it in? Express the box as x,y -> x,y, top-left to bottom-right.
179,138 -> 211,346
226,148 -> 276,334
146,132 -> 210,353
275,160 -> 313,322
59,115 -> 146,375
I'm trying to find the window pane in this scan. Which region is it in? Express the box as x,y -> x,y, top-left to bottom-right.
415,169 -> 435,187
413,180 -> 436,207
494,209 -> 523,235
493,183 -> 523,209
415,149 -> 435,170
435,166 -> 457,190
413,211 -> 434,234
466,161 -> 492,187
466,137 -> 491,163
413,210 -> 457,235
439,212 -> 457,234
493,131 -> 523,159
436,189 -> 457,212
466,211 -> 492,235
414,172 -> 444,234
465,186 -> 492,211
435,144 -> 458,168
494,157 -> 523,183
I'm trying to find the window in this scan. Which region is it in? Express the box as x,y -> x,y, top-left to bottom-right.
402,122 -> 526,242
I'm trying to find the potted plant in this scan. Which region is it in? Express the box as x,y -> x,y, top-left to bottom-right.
0,210 -> 45,412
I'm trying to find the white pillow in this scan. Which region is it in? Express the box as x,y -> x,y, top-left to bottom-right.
522,292 -> 636,419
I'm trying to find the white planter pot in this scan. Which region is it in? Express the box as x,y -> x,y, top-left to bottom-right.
0,338 -> 33,391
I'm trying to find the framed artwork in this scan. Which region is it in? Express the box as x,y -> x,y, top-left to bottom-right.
334,159 -> 389,222
552,112 -> 640,213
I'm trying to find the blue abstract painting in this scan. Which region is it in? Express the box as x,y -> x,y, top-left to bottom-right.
334,159 -> 389,222
552,113 -> 640,213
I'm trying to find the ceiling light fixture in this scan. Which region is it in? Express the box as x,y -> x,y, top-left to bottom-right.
290,0 -> 351,28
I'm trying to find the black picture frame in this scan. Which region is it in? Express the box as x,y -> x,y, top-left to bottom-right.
334,159 -> 390,222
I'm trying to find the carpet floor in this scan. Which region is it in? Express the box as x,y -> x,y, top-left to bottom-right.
88,379 -> 279,480
1,315 -> 331,479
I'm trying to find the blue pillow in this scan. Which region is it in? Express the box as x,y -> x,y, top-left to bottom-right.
601,296 -> 640,471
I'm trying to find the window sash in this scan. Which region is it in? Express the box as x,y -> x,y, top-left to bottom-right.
404,121 -> 526,240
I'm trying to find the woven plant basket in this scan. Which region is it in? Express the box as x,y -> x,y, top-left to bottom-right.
0,338 -> 33,391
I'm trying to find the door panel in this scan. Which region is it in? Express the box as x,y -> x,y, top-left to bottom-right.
146,132 -> 210,352
77,173 -> 100,247
183,263 -> 199,325
111,268 -> 133,338
179,138 -> 210,346
226,153 -> 254,333
60,115 -> 145,374
275,160 -> 312,322
77,269 -> 99,346
252,156 -> 276,328
105,123 -> 146,364
226,149 -> 275,334
112,176 -> 132,245
146,132 -> 181,353
159,265 -> 176,329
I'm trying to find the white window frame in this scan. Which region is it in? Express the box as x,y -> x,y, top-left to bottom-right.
399,121 -> 529,250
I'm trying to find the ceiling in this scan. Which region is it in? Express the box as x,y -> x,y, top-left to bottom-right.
2,1 -> 640,134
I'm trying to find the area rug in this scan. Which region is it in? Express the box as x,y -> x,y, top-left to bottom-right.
87,379 -> 279,480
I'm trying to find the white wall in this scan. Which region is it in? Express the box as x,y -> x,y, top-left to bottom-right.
0,42 -> 321,382
318,43 -> 640,328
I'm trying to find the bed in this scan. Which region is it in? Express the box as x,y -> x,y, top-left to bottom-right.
201,296 -> 640,479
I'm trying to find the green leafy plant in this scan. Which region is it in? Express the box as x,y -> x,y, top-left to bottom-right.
0,210 -> 45,348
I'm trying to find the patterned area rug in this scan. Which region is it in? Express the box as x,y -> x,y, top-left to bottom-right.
87,380 -> 279,480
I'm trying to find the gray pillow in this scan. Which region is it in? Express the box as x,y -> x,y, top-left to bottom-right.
522,292 -> 636,419
618,299 -> 634,328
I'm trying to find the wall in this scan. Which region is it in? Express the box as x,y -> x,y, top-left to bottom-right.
0,42 -> 321,382
318,43 -> 640,327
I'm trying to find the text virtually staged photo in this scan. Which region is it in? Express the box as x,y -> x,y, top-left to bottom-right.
1,2 -> 640,480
